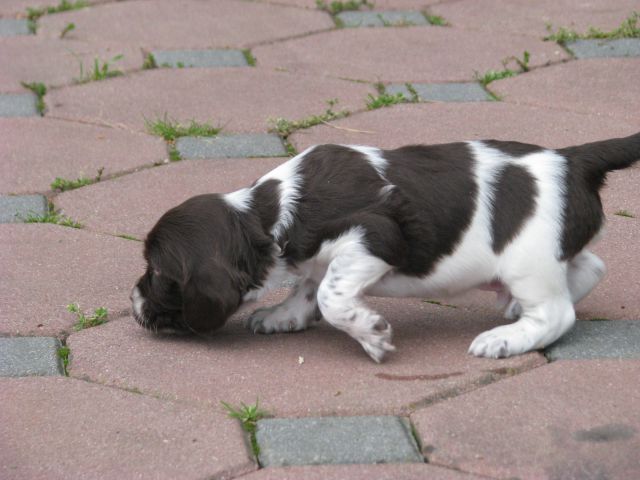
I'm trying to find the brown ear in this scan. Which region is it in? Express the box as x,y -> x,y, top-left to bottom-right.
181,264 -> 245,333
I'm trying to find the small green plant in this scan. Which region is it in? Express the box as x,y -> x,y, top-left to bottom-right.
142,53 -> 157,70
176,61 -> 185,68
284,140 -> 297,157
474,50 -> 530,86
60,22 -> 75,39
23,204 -> 82,229
26,0 -> 88,20
67,303 -> 108,331
424,12 -> 448,26
168,146 -> 182,162
51,167 -> 103,192
146,114 -> 221,142
20,81 -> 47,115
76,54 -> 124,83
404,83 -> 420,103
221,400 -> 267,457
116,233 -> 141,241
366,91 -> 406,110
545,12 -> 640,43
316,0 -> 373,15
268,98 -> 349,137
614,209 -> 635,218
242,49 -> 257,66
57,346 -> 70,375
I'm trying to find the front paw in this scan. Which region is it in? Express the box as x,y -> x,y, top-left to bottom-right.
468,325 -> 531,358
357,319 -> 396,363
246,307 -> 304,334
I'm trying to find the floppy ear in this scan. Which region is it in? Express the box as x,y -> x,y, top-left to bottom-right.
181,264 -> 247,333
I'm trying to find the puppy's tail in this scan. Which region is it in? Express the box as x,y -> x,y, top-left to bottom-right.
558,132 -> 640,183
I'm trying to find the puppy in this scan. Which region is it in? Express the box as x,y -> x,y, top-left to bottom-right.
132,133 -> 639,362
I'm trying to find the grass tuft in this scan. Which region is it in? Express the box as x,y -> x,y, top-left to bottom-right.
423,12 -> 448,26
76,55 -> 124,83
20,81 -> 47,115
67,303 -> 108,331
142,53 -> 157,70
221,400 -> 267,458
242,49 -> 257,66
474,50 -> 530,86
116,233 -> 141,241
366,91 -> 406,110
268,98 -> 349,137
316,0 -> 373,15
26,0 -> 88,21
146,114 -> 221,142
22,204 -> 83,229
614,209 -> 635,218
51,167 -> 103,192
57,346 -> 70,375
545,12 -> 640,43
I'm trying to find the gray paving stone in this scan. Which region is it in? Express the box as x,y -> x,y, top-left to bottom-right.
546,320 -> 640,360
387,82 -> 492,102
176,134 -> 286,159
151,49 -> 249,68
0,19 -> 30,37
0,94 -> 38,117
0,195 -> 47,223
0,337 -> 63,377
256,416 -> 423,467
567,38 -> 640,58
336,11 -> 428,28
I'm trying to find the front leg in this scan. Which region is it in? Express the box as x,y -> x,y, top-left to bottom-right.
246,279 -> 320,334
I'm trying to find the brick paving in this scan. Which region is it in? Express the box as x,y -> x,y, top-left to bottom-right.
1,0 -> 639,478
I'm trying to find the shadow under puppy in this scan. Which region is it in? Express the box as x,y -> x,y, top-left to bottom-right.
131,133 -> 640,362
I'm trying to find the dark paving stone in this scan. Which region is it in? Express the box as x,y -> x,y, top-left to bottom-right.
567,38 -> 640,58
151,49 -> 249,68
0,337 -> 63,377
256,416 -> 423,466
336,11 -> 428,27
386,82 -> 491,102
0,19 -> 30,36
0,94 -> 38,117
0,195 -> 47,223
176,134 -> 286,159
546,320 -> 640,360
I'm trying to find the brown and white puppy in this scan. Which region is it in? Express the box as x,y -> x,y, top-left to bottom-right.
131,133 -> 639,362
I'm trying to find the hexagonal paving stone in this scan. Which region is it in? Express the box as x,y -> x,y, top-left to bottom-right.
546,320 -> 640,360
566,38 -> 640,58
176,134 -> 286,159
257,416 -> 422,466
242,463 -> 484,480
0,194 -> 47,222
66,296 -> 546,417
253,27 -> 568,82
491,58 -> 640,122
0,37 -> 144,91
430,0 -> 639,37
386,82 -> 492,102
0,18 -> 29,36
0,118 -> 167,194
0,337 -> 63,377
150,49 -> 249,68
55,157 -> 287,238
0,224 -> 145,336
411,360 -> 640,479
47,68 -> 374,133
37,0 -> 334,49
0,93 -> 37,116
336,11 -> 429,28
0,377 -> 255,479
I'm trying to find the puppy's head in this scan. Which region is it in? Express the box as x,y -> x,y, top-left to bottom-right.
131,194 -> 254,334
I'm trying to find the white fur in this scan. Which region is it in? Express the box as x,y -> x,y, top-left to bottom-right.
346,145 -> 389,178
131,286 -> 145,322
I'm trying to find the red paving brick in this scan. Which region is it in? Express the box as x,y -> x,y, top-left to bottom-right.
411,360 -> 640,480
37,0 -> 334,49
0,118 -> 166,194
253,27 -> 568,82
0,377 -> 255,480
47,68 -> 374,133
67,295 -> 545,417
492,58 -> 640,122
0,224 -> 144,336
432,0 -> 640,37
56,157 -> 287,238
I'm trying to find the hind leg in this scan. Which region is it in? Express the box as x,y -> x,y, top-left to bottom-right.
470,261 -> 575,358
500,249 -> 604,321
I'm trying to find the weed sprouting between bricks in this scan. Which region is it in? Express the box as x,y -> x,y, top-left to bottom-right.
22,204 -> 82,229
51,167 -> 104,192
268,98 -> 350,138
57,346 -> 70,376
221,400 -> 268,458
316,0 -> 373,15
545,11 -> 640,44
76,55 -> 124,83
474,50 -> 530,87
20,81 -> 47,115
67,303 -> 108,331
146,115 -> 221,142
